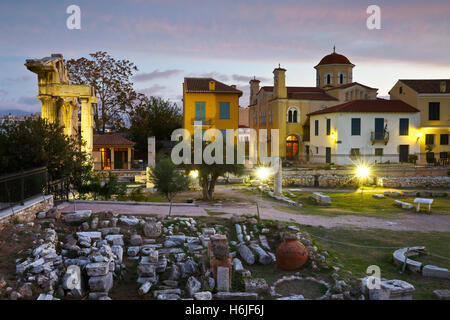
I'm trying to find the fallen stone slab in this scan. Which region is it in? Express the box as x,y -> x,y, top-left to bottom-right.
193,291 -> 212,300
394,200 -> 413,210
214,292 -> 258,300
88,272 -> 113,292
369,279 -> 415,300
119,216 -> 140,226
76,232 -> 102,241
153,288 -> 182,298
98,227 -> 121,236
276,295 -> 304,300
311,192 -> 331,205
433,289 -> 450,300
392,246 -> 425,273
238,245 -> 255,265
64,210 -> 92,223
422,265 -> 450,279
105,234 -> 124,246
244,278 -> 269,294
372,194 -> 385,199
138,281 -> 152,295
249,243 -> 272,265
86,262 -> 110,277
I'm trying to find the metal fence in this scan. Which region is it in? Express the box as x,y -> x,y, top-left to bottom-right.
0,167 -> 48,210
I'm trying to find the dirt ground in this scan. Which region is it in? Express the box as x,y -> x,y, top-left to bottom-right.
58,186 -> 450,232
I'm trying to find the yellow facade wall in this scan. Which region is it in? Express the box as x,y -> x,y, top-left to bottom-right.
183,89 -> 240,135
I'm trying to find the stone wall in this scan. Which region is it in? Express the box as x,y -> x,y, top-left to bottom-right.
378,176 -> 450,188
0,195 -> 53,230
283,174 -> 450,189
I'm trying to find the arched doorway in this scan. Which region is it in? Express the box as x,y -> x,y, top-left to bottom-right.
286,135 -> 299,159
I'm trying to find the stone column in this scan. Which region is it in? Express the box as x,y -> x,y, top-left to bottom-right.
80,98 -> 94,155
110,147 -> 115,170
148,136 -> 155,168
62,100 -> 74,137
274,157 -> 282,196
39,96 -> 59,124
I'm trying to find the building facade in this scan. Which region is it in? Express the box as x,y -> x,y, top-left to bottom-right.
248,49 -> 378,162
389,80 -> 450,164
308,100 -> 420,165
182,78 -> 242,136
92,134 -> 135,170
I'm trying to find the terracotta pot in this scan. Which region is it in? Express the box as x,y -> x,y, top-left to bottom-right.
275,235 -> 309,271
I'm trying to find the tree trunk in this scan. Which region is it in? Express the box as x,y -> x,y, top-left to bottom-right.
207,174 -> 218,201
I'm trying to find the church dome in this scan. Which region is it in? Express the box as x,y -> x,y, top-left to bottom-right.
316,51 -> 353,66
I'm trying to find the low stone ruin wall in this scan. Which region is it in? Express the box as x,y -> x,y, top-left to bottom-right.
0,195 -> 53,230
378,176 -> 450,188
282,174 -> 450,189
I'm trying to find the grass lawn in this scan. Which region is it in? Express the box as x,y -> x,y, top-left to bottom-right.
277,191 -> 450,218
300,225 -> 450,299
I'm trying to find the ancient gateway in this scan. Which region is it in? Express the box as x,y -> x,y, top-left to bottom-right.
25,54 -> 97,155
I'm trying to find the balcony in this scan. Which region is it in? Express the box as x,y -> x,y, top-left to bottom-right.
371,130 -> 389,145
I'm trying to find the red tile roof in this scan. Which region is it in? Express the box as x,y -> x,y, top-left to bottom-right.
307,99 -> 419,116
399,79 -> 450,94
184,78 -> 243,96
260,86 -> 338,101
325,82 -> 378,91
93,134 -> 136,147
315,52 -> 354,67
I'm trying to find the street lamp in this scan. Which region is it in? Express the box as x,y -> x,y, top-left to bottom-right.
354,164 -> 371,200
255,167 -> 272,181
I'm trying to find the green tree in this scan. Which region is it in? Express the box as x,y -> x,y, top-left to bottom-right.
66,51 -> 141,132
78,171 -> 126,200
0,118 -> 91,190
129,96 -> 182,156
149,158 -> 189,212
185,142 -> 245,201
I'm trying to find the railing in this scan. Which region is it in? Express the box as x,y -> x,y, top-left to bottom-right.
47,177 -> 70,201
0,167 -> 48,210
370,130 -> 389,145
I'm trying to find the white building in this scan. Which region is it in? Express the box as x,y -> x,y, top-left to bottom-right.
307,99 -> 421,165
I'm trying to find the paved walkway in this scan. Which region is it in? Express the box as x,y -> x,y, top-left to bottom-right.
58,198 -> 450,232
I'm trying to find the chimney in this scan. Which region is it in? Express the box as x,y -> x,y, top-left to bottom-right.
209,80 -> 215,91
249,77 -> 260,106
273,66 -> 287,99
440,81 -> 446,93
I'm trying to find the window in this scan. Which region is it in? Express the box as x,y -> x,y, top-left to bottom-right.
326,119 -> 331,135
219,102 -> 230,119
195,102 -> 206,121
287,107 -> 299,123
314,120 -> 319,136
351,118 -> 361,136
269,110 -> 273,123
350,148 -> 361,158
440,134 -> 449,145
326,74 -> 331,85
338,72 -> 346,85
425,134 -> 435,145
399,86 -> 403,94
399,118 -> 409,136
429,102 -> 440,120
440,152 -> 448,159
375,148 -> 383,156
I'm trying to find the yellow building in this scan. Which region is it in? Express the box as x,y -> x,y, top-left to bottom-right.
92,134 -> 135,170
248,49 -> 378,162
389,80 -> 450,164
182,78 -> 242,136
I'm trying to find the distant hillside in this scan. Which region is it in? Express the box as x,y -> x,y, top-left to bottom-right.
0,109 -> 36,116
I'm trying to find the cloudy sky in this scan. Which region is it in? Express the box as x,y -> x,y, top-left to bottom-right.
0,0 -> 449,113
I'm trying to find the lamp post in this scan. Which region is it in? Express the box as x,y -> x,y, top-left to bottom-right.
355,164 -> 370,201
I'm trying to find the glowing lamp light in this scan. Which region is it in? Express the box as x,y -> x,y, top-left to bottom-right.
189,170 -> 199,179
256,167 -> 271,181
355,165 -> 370,179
